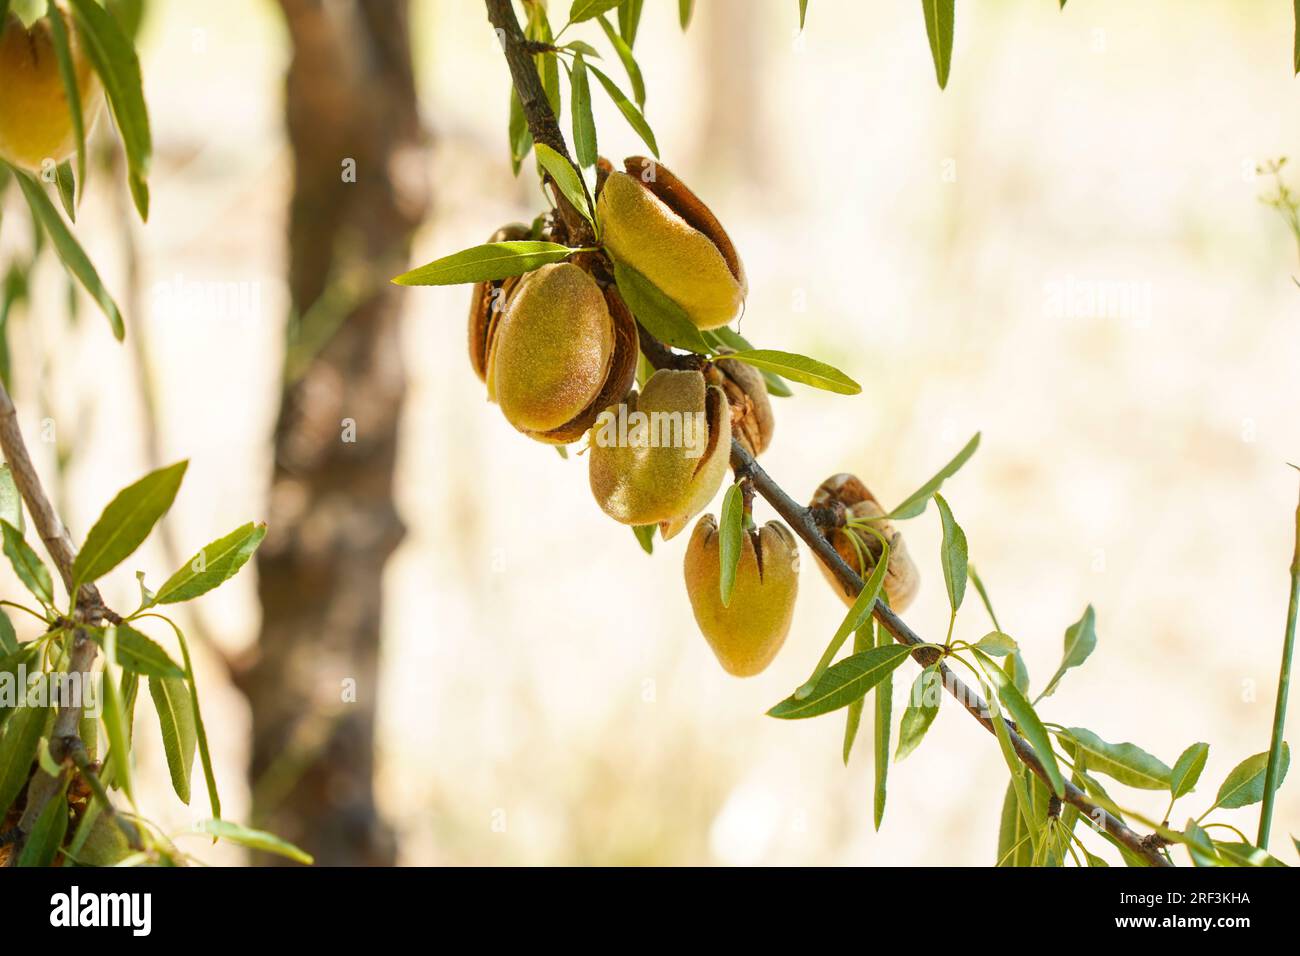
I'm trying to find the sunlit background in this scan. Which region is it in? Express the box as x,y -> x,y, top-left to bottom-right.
2,0 -> 1298,865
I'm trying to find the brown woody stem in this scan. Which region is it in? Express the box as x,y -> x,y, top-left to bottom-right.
484,0 -> 1169,868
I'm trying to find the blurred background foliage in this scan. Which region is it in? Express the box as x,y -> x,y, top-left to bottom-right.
1,0 -> 1297,864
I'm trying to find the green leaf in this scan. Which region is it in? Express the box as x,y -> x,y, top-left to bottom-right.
45,1 -> 86,198
1213,841 -> 1287,867
794,531 -> 891,699
52,161 -> 76,221
0,694 -> 47,815
72,460 -> 187,589
678,0 -> 693,29
1038,604 -> 1097,700
569,55 -> 598,169
718,481 -> 743,607
148,675 -> 196,804
533,143 -> 594,228
1214,745 -> 1290,810
842,619 -> 870,764
195,819 -> 313,865
887,432 -> 980,520
145,615 -> 220,819
0,609 -> 15,657
1169,742 -> 1209,800
921,0 -> 955,90
17,790 -> 68,867
508,88 -> 533,176
980,653 -> 1065,797
996,777 -> 1034,866
9,167 -> 124,340
769,644 -> 912,720
618,0 -> 644,47
100,626 -> 134,803
0,463 -> 23,532
933,493 -> 967,613
984,684 -> 1040,859
1062,726 -> 1171,790
974,631 -> 1018,656
596,13 -> 645,108
106,624 -> 183,679
724,349 -> 860,395
799,0 -> 809,29
587,63 -> 659,157
895,664 -> 941,761
393,242 -> 577,287
568,0 -> 623,24
560,40 -> 601,58
609,258 -> 709,353
1,519 -> 54,605
1184,818 -> 1221,867
151,521 -> 266,606
68,0 -> 152,220
872,624 -> 893,829
632,524 -> 655,554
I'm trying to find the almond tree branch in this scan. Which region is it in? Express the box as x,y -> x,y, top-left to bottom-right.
489,0 -> 1170,867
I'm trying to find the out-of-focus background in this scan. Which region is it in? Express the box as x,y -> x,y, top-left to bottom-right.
2,0 -> 1297,865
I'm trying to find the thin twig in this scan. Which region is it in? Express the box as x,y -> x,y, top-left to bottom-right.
486,0 -> 1170,867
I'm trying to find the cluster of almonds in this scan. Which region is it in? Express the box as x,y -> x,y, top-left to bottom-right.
0,5 -> 102,173
468,157 -> 917,677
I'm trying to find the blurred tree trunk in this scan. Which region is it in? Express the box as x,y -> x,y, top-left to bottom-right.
241,0 -> 428,866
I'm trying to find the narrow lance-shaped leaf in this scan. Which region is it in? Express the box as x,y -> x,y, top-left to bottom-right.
872,623 -> 893,829
587,63 -> 659,158
718,481 -> 743,607
979,651 -> 1065,797
799,0 -> 809,30
1037,604 -> 1097,701
567,0 -> 623,25
68,0 -> 152,219
195,819 -> 313,865
610,258 -> 709,353
841,619 -> 870,764
72,460 -> 188,589
895,664 -> 941,761
632,524 -> 654,555
149,675 -> 196,805
794,531 -> 891,699
1061,726 -> 1171,790
100,626 -> 135,804
1,519 -> 54,606
9,167 -> 124,340
393,242 -> 580,287
933,493 -> 967,613
921,0 -> 955,90
974,631 -> 1018,656
725,349 -> 860,395
596,13 -> 645,108
704,327 -> 793,396
887,432 -> 980,520
17,790 -> 68,867
0,609 -> 15,656
618,0 -> 644,48
508,88 -> 532,175
44,1 -> 86,198
1169,742 -> 1209,800
151,521 -> 266,606
105,624 -> 183,679
769,644 -> 912,720
679,0 -> 694,30
53,161 -> 76,221
1213,745 -> 1290,810
0,694 -> 47,815
982,675 -> 1041,858
568,55 -> 598,169
533,143 -> 594,228
996,777 -> 1033,866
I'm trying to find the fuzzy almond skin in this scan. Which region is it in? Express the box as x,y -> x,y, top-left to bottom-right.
684,516 -> 800,677
588,369 -> 731,539
488,263 -> 614,435
597,171 -> 745,330
0,9 -> 102,172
